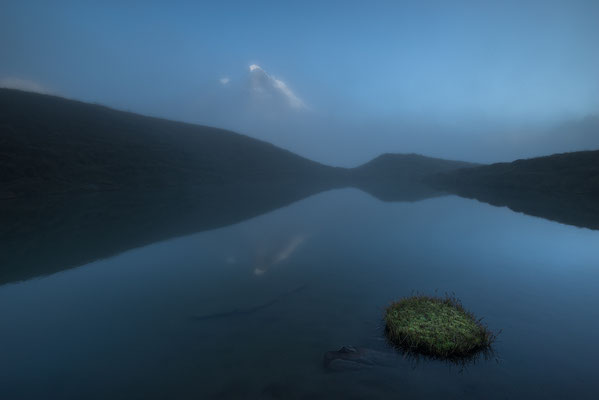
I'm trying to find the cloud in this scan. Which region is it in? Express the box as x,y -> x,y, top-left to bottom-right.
0,77 -> 48,93
271,77 -> 305,110
219,77 -> 230,85
248,64 -> 306,110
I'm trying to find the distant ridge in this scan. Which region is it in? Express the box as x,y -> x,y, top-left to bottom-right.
433,150 -> 599,229
353,153 -> 478,181
435,150 -> 599,196
0,89 -> 478,199
0,87 -> 476,285
0,88 -> 341,198
3,89 -> 599,285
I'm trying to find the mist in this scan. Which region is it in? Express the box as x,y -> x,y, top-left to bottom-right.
2,0 -> 598,166
5,2 -> 599,399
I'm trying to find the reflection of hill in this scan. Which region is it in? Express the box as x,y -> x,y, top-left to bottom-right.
352,180 -> 447,202
444,186 -> 599,230
0,181 -> 333,285
0,179 -> 448,286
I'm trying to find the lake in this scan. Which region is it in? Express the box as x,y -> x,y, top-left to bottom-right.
1,187 -> 598,399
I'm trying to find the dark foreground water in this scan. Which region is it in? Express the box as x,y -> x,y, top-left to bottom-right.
1,188 -> 599,399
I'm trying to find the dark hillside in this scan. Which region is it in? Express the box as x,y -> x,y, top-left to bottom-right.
353,153 -> 478,181
434,151 -> 599,229
435,150 -> 599,195
350,153 -> 478,201
0,89 -> 341,198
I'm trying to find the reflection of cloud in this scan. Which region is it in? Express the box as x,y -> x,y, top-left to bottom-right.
0,77 -> 47,93
272,235 -> 304,264
253,234 -> 305,276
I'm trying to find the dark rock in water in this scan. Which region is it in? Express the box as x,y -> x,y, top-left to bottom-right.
323,346 -> 397,371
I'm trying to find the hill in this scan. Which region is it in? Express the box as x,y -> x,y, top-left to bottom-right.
0,89 -> 342,198
353,153 -> 478,181
435,151 -> 599,195
0,89 -> 482,284
434,151 -> 599,229
1,89 -> 486,199
349,153 -> 478,201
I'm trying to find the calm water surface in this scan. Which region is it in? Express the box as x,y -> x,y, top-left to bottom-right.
1,188 -> 599,399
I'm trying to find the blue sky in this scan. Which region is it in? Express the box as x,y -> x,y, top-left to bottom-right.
2,0 -> 599,164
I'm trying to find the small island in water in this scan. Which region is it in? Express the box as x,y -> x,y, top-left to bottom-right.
384,295 -> 496,360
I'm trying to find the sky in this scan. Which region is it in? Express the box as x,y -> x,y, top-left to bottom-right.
2,0 -> 599,166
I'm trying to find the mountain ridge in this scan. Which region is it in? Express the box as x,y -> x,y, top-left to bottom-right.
434,150 -> 599,196
431,150 -> 599,229
0,88 -> 474,199
0,88 -> 343,198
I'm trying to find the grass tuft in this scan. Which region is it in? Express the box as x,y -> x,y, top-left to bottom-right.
384,294 -> 496,360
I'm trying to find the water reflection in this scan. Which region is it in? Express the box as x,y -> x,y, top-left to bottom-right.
2,187 -> 599,399
0,179 -> 445,285
253,234 -> 306,276
2,176 -> 599,286
447,185 -> 599,230
0,181 -> 330,285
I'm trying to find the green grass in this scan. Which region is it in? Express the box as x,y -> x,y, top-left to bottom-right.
384,295 -> 495,359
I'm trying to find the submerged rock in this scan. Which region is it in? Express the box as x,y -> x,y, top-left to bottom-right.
323,346 -> 397,371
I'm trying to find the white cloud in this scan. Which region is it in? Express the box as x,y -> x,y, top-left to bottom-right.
0,77 -> 48,93
219,77 -> 230,85
248,64 -> 307,110
271,77 -> 305,110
